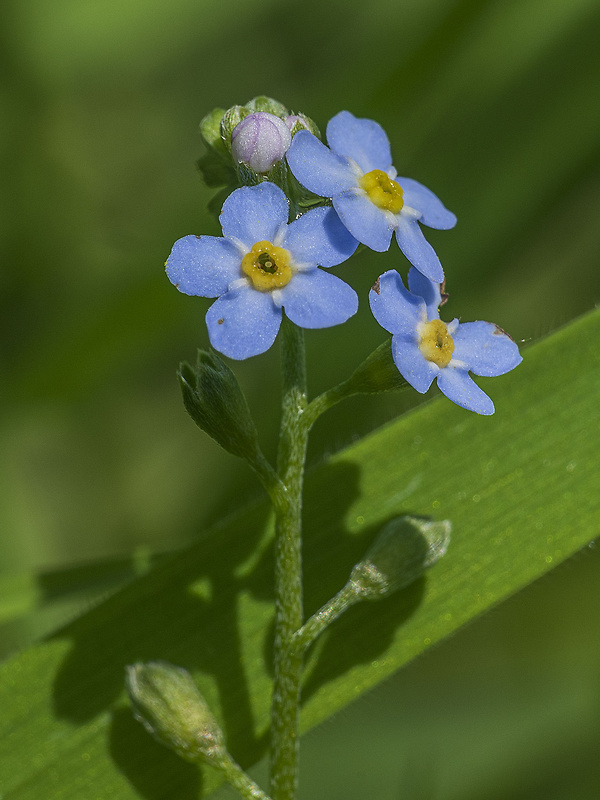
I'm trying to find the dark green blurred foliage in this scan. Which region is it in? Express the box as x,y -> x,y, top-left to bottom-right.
1,0 -> 600,797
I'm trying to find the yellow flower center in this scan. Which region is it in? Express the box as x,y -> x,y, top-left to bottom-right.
241,240 -> 293,292
418,319 -> 455,368
359,169 -> 404,214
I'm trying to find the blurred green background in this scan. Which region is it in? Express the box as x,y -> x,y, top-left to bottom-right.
1,0 -> 599,797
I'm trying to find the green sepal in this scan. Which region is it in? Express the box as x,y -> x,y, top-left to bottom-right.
233,158 -> 293,196
178,350 -> 261,462
245,95 -> 289,117
288,114 -> 320,139
197,108 -> 237,190
304,340 -> 408,430
286,169 -> 328,212
236,161 -> 263,187
220,105 -> 249,153
341,339 -> 408,395
350,516 -> 451,599
126,661 -> 225,765
199,108 -> 228,156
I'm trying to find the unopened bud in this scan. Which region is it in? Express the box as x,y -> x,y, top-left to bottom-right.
350,516 -> 451,599
126,662 -> 225,764
231,112 -> 292,174
178,350 -> 260,461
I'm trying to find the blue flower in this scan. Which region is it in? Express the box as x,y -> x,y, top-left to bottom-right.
166,182 -> 359,360
286,111 -> 456,283
369,269 -> 522,415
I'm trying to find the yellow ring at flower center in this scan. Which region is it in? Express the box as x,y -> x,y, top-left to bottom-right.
241,240 -> 293,292
359,169 -> 404,214
418,319 -> 455,367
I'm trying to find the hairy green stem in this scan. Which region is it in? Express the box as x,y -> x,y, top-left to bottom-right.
303,339 -> 409,430
249,450 -> 288,508
303,385 -> 346,430
269,317 -> 308,800
218,752 -> 274,800
290,583 -> 359,655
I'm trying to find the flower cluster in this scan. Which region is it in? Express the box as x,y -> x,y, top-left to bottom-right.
166,98 -> 521,414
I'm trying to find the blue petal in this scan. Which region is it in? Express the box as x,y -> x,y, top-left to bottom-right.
452,321 -> 522,377
395,217 -> 444,282
286,131 -> 358,197
436,368 -> 495,415
166,235 -> 241,297
206,286 -> 282,360
282,206 -> 358,267
279,269 -> 358,329
326,111 -> 393,174
333,191 -> 394,252
407,267 -> 442,319
391,335 -> 438,393
369,269 -> 425,336
219,183 -> 289,248
398,177 -> 457,230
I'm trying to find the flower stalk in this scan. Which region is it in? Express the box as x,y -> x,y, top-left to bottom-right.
269,317 -> 308,800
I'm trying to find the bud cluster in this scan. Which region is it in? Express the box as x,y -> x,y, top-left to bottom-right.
197,96 -> 320,200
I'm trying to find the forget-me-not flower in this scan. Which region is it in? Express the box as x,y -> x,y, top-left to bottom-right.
166,182 -> 359,360
369,268 -> 522,414
286,111 -> 456,283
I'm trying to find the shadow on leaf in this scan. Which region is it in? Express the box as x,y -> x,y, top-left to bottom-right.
49,456 -> 429,798
109,705 -> 201,800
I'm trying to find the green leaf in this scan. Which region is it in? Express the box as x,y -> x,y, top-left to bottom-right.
1,308 -> 599,798
0,552 -> 161,659
0,551 -> 158,624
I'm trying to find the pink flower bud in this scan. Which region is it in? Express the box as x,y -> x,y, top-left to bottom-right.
231,112 -> 292,173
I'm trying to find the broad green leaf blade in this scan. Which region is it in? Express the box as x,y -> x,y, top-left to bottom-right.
1,309 -> 599,799
0,551 -> 161,659
0,550 -> 159,625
